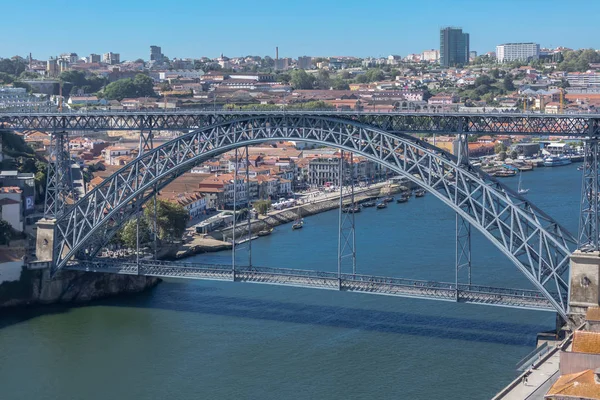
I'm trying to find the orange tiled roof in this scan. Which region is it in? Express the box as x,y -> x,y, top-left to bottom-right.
573,331 -> 600,354
587,307 -> 600,322
546,369 -> 600,399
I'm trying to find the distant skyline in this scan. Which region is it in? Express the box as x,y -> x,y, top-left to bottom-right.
1,0 -> 599,61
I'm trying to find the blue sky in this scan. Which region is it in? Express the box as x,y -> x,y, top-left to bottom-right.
1,0 -> 598,61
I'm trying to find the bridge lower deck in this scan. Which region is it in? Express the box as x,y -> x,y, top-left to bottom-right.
67,260 -> 557,312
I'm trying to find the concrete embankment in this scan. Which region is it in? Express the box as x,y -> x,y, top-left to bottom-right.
0,263 -> 159,308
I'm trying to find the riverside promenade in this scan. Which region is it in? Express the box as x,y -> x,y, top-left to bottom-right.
492,330 -> 577,399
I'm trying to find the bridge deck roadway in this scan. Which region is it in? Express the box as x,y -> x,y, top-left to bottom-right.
67,260 -> 557,312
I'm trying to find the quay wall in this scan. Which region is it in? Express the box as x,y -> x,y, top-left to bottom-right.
0,263 -> 159,308
212,185 -> 403,241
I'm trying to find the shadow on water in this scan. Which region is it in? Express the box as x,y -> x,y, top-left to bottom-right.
0,304 -> 71,330
88,282 -> 549,347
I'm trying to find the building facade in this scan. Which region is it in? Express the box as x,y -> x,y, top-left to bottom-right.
150,45 -> 164,62
422,49 -> 440,62
297,56 -> 312,69
103,52 -> 120,65
496,43 -> 540,63
440,27 -> 469,67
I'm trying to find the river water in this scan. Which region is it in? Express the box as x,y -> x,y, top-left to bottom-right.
0,164 -> 582,399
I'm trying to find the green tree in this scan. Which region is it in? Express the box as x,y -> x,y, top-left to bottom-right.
365,68 -> 384,82
503,75 -> 515,91
253,200 -> 271,215
144,199 -> 189,241
276,73 -> 291,84
0,72 -> 14,84
103,79 -> 138,100
315,69 -> 331,89
133,74 -> 156,97
331,77 -> 349,90
355,74 -> 368,83
0,220 -> 13,245
290,69 -> 315,89
119,218 -> 152,248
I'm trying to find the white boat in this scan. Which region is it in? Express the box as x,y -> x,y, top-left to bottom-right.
543,155 -> 572,167
292,218 -> 304,230
517,172 -> 529,195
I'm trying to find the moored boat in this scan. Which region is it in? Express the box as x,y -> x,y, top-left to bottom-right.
396,196 -> 409,203
257,228 -> 273,236
415,189 -> 426,197
292,219 -> 304,230
376,202 -> 387,209
543,155 -> 572,167
361,201 -> 376,208
383,196 -> 394,203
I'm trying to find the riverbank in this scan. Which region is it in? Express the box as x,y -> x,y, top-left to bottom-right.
169,182 -> 408,259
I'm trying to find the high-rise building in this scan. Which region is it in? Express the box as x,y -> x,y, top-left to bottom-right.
297,56 -> 312,70
150,45 -> 164,62
439,27 -> 470,67
89,54 -> 101,63
46,58 -> 58,77
102,52 -> 120,65
495,43 -> 540,63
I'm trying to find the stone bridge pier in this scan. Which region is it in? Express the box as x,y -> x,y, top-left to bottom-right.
569,251 -> 600,327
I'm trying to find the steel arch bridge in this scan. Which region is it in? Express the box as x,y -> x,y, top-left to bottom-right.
42,114 -> 577,319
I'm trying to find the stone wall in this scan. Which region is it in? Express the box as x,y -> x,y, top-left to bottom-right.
0,265 -> 159,308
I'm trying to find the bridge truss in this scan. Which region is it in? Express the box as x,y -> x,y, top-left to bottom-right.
34,114 -> 579,318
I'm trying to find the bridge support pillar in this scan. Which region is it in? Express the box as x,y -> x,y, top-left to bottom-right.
35,219 -> 56,262
569,250 -> 600,325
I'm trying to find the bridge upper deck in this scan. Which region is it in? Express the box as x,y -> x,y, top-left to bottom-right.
1,110 -> 599,136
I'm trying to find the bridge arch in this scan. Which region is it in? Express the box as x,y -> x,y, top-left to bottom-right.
51,115 -> 576,318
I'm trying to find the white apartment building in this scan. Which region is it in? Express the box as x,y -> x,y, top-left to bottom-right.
496,43 -> 540,63
566,73 -> 600,87
422,49 -> 440,62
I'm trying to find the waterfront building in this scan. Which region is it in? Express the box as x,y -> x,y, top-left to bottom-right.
439,27 -> 470,67
496,43 -> 540,63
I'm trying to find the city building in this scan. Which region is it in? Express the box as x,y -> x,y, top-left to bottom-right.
496,43 -> 540,63
0,87 -> 53,111
422,49 -> 440,62
439,27 -> 470,67
469,50 -> 478,60
46,58 -> 59,77
88,54 -> 101,63
103,52 -> 120,65
0,187 -> 24,232
274,58 -> 291,71
566,72 -> 600,87
297,56 -> 312,69
150,45 -> 164,62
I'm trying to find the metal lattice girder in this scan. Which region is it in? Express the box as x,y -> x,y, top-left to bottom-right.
2,111 -> 600,136
579,137 -> 600,250
50,115 -> 576,318
68,259 -> 557,312
44,131 -> 74,218
456,214 -> 472,286
338,151 -> 357,278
